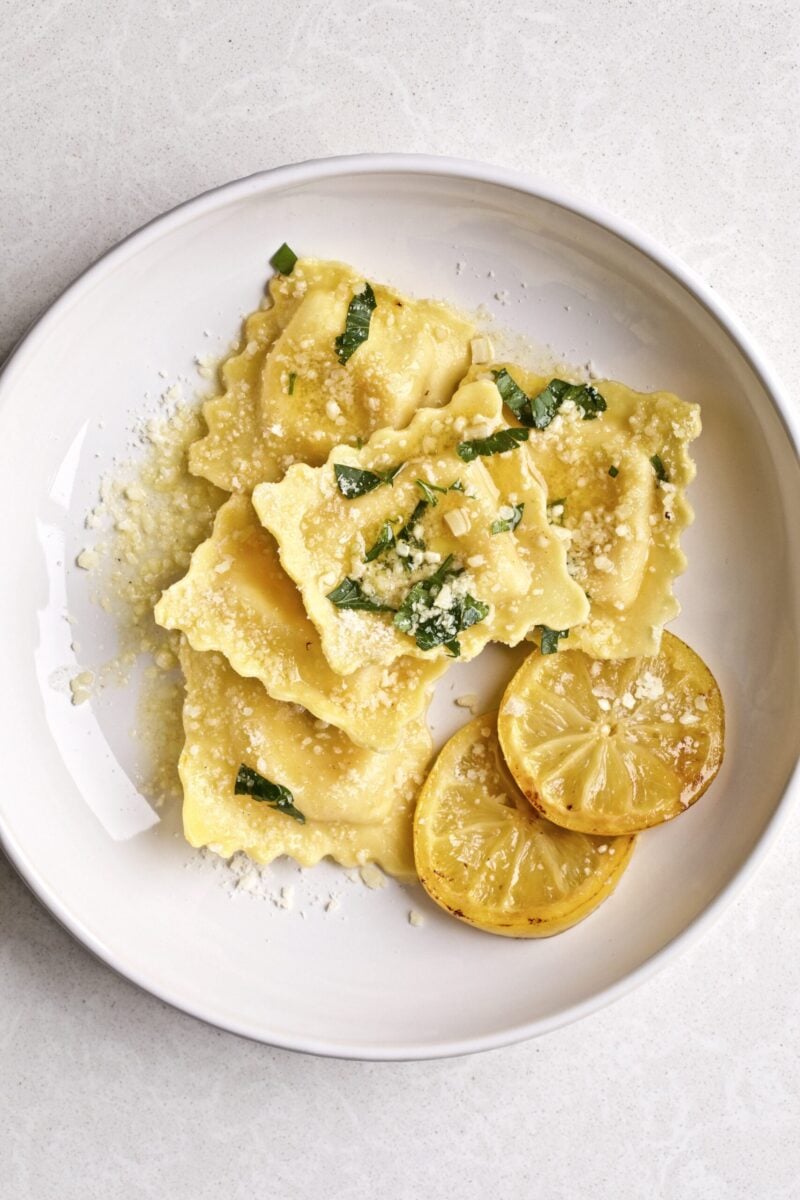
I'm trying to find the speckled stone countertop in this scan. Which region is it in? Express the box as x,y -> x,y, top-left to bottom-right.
2,2 -> 799,1197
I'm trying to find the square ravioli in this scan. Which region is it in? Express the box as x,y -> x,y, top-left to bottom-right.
188,258 -> 475,493
252,380 -> 589,675
154,494 -> 447,751
179,645 -> 430,877
476,365 -> 701,658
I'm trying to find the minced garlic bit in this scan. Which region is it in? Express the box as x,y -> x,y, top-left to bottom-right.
408,910 -> 425,927
455,693 -> 480,713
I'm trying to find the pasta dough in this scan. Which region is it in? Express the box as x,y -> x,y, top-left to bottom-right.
252,380 -> 589,675
179,644 -> 429,877
189,258 -> 475,493
155,495 -> 447,751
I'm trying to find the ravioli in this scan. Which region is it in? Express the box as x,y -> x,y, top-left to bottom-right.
478,366 -> 700,658
252,380 -> 589,675
179,645 -> 429,877
189,258 -> 475,493
155,495 -> 447,751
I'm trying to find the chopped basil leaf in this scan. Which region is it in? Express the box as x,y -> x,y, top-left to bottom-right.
531,379 -> 607,427
394,555 -> 489,656
493,368 -> 538,425
539,625 -> 569,655
235,764 -> 305,823
395,498 -> 429,564
490,502 -> 524,535
364,520 -> 396,562
334,462 -> 403,498
457,427 -> 529,462
493,369 -> 606,429
335,282 -> 377,364
546,497 -> 566,526
270,242 -> 298,275
559,381 -> 607,419
650,454 -> 669,482
326,577 -> 396,612
415,478 -> 464,505
608,465 -> 619,478
287,372 -> 297,396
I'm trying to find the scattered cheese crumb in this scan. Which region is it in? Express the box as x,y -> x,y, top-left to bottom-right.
634,671 -> 664,701
69,670 -> 95,706
408,910 -> 425,927
76,548 -> 98,570
359,863 -> 386,890
470,335 -> 493,364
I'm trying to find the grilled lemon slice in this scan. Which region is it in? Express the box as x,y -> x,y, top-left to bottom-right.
498,632 -> 724,836
413,714 -> 634,937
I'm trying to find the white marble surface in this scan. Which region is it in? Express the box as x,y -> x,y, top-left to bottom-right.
2,1 -> 799,1196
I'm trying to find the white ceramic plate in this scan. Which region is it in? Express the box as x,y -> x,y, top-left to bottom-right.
2,156 -> 799,1060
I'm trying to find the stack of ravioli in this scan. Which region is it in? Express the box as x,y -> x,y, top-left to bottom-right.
156,257 -> 700,880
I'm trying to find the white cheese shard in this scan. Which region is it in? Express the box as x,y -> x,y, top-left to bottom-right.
359,863 -> 387,890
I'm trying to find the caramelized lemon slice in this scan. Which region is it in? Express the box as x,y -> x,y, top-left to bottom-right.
413,714 -> 634,937
498,632 -> 724,835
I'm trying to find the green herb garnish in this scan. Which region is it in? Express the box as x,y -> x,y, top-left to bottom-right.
457,427 -> 529,462
326,577 -> 396,612
235,764 -> 305,823
546,497 -> 566,526
490,502 -> 524,535
335,282 -> 377,364
493,369 -> 535,424
270,242 -> 298,275
394,555 -> 489,657
415,478 -> 464,505
493,370 -> 606,429
334,462 -> 403,498
364,520 -> 397,563
394,499 -> 430,565
552,380 -> 606,420
608,465 -> 619,478
650,454 -> 669,483
287,372 -> 297,396
539,625 -> 569,655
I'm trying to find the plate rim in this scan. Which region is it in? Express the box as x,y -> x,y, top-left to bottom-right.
2,152 -> 799,1061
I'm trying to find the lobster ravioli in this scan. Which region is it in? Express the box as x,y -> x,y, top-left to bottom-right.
178,645 -> 429,877
155,495 -> 447,751
189,258 -> 474,493
252,380 -> 589,676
